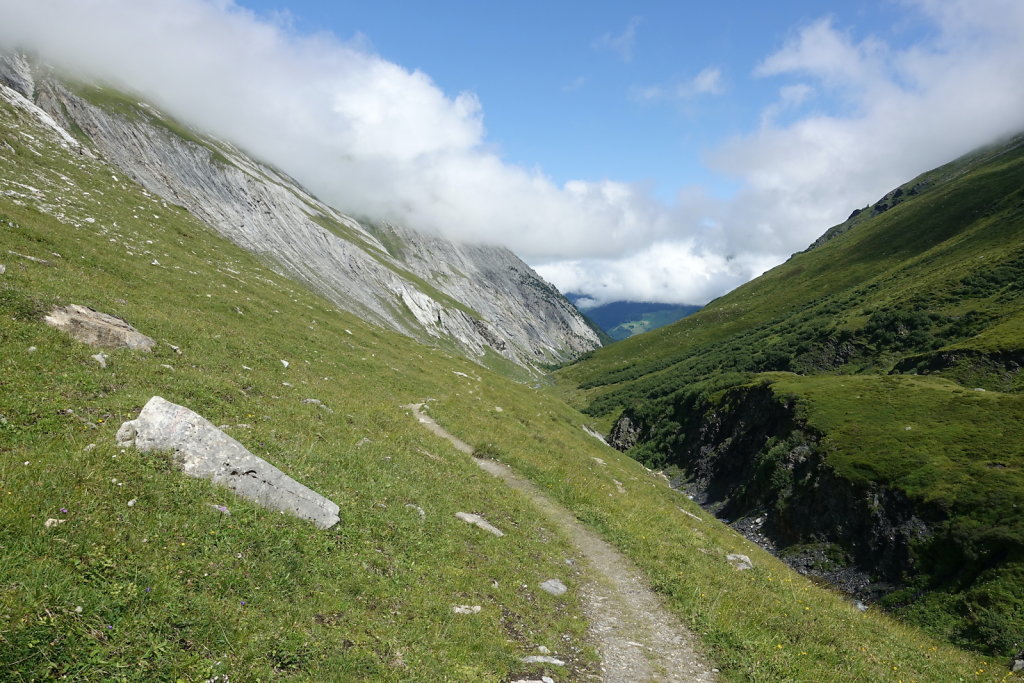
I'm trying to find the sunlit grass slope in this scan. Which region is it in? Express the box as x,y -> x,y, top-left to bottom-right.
555,131 -> 1024,658
0,89 -> 1006,680
559,133 -> 1024,405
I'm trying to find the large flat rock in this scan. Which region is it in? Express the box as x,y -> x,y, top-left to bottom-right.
44,304 -> 156,351
117,396 -> 340,529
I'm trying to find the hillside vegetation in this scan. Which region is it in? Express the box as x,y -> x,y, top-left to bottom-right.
0,79 -> 1009,680
557,133 -> 1024,658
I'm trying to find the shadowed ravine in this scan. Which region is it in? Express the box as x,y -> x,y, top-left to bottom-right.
407,403 -> 717,682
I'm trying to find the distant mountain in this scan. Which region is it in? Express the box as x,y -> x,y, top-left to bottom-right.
560,132 -> 1024,656
565,295 -> 701,340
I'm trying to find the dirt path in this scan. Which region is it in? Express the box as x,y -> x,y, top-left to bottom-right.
408,404 -> 717,682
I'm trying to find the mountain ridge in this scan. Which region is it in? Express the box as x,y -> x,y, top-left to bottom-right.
0,53 -> 600,372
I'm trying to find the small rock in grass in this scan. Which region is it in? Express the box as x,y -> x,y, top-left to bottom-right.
83,443 -> 96,451
301,398 -> 334,413
452,605 -> 481,614
0,264 -> 5,275
678,507 -> 703,522
27,346 -> 37,353
1012,657 -> 1024,673
280,359 -> 289,368
536,645 -> 551,654
91,352 -> 108,368
726,553 -> 754,571
404,504 -> 426,520
455,512 -> 504,537
520,655 -> 564,666
44,518 -> 66,528
127,498 -> 137,507
854,600 -> 869,612
539,579 -> 567,596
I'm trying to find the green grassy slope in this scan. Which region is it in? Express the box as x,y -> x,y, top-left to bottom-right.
556,133 -> 1024,657
0,89 -> 1008,680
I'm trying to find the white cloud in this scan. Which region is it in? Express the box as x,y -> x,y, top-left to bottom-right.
691,67 -> 725,95
593,16 -> 642,63
710,0 -> 1024,264
562,76 -> 587,92
0,0 -> 1022,308
634,66 -> 725,101
536,242 -> 779,308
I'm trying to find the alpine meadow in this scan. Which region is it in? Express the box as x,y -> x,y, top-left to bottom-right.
1,15 -> 1023,683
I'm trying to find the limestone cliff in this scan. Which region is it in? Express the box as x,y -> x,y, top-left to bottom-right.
0,54 -> 599,370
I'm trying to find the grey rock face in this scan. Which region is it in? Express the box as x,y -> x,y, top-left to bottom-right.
608,413 -> 641,451
116,396 -> 340,529
0,53 -> 34,100
44,304 -> 156,351
23,67 -> 600,369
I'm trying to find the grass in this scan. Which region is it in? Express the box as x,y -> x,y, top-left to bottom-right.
554,130 -> 1024,659
0,77 -> 1013,680
0,96 -> 594,681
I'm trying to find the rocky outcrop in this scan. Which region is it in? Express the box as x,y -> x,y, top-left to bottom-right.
2,57 -> 600,369
608,413 -> 642,451
117,396 -> 340,529
44,304 -> 156,351
645,383 -> 944,600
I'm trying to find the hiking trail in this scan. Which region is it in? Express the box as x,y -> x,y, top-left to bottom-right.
408,403 -> 717,682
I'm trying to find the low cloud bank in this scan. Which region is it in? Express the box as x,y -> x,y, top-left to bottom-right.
2,0 -> 1023,306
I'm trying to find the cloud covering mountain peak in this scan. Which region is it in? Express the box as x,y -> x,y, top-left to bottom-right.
2,0 -> 1023,306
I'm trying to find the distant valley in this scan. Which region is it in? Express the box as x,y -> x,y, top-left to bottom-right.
566,294 -> 702,340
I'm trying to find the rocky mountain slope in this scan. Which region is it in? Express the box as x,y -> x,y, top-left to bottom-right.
0,53 -> 599,371
559,133 -> 1024,657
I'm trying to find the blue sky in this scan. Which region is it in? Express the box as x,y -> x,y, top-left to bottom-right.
235,0 -> 919,200
5,0 -> 1024,305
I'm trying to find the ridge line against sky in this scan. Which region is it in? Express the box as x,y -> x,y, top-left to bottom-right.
2,0 -> 1023,306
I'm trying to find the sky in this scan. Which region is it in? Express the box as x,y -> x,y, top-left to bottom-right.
2,0 -> 1024,307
